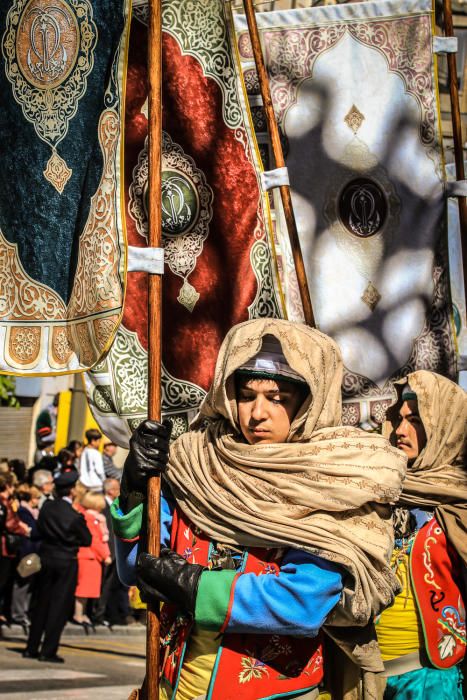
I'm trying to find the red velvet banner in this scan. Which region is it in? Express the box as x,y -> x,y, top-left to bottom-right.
86,3 -> 283,444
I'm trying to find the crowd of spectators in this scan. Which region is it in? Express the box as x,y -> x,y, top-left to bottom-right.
0,432 -> 139,641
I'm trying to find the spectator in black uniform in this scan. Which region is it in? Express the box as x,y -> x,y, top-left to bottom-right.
23,470 -> 91,663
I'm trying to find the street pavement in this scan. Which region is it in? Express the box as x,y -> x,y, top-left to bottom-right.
0,624 -> 146,699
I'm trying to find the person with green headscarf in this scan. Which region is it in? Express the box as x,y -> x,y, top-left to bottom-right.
376,370 -> 467,699
112,319 -> 406,700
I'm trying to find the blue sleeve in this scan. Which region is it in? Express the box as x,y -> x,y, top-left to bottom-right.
227,550 -> 343,637
115,536 -> 139,587
160,488 -> 174,548
115,490 -> 174,587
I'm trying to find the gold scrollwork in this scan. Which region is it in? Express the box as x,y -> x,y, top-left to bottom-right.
423,534 -> 442,591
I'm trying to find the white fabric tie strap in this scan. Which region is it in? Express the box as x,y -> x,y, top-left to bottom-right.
433,36 -> 458,54
127,245 -> 164,274
446,180 -> 467,198
261,167 -> 290,191
248,95 -> 263,108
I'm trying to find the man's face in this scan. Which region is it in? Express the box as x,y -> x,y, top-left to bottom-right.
104,444 -> 117,457
41,476 -> 54,495
106,480 -> 120,500
237,377 -> 305,445
395,399 -> 427,464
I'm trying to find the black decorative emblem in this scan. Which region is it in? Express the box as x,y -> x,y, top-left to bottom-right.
338,178 -> 387,238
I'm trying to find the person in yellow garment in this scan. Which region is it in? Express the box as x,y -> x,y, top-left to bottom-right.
112,319 -> 406,700
376,370 -> 466,699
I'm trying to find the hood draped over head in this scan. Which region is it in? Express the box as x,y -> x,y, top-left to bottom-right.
384,370 -> 467,562
191,318 -> 343,439
165,319 -> 406,669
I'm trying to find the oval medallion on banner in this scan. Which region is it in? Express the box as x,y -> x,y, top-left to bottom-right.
129,132 -> 213,311
16,0 -> 79,90
338,177 -> 388,238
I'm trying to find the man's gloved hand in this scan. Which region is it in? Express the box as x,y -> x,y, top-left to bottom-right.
136,548 -> 204,614
122,419 -> 172,496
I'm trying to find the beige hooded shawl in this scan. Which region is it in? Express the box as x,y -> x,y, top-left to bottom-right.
383,370 -> 467,563
165,320 -> 406,651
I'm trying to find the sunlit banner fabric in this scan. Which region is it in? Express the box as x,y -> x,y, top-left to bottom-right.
0,0 -> 130,374
85,0 -> 283,446
447,163 -> 467,388
235,0 -> 456,428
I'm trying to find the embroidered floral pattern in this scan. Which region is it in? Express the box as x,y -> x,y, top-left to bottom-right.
239,656 -> 269,683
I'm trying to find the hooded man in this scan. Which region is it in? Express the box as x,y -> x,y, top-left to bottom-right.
376,370 -> 467,699
112,319 -> 406,699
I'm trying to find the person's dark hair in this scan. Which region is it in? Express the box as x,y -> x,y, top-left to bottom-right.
57,449 -> 75,467
8,459 -> 27,483
67,440 -> 83,454
235,373 -> 309,401
85,429 -> 102,444
37,455 -> 57,473
55,484 -> 73,498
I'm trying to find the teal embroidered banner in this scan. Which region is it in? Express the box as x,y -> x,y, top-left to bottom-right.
0,0 -> 130,374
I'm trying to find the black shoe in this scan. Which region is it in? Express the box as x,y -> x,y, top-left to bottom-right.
94,619 -> 111,628
22,650 -> 39,659
38,654 -> 65,663
82,620 -> 95,635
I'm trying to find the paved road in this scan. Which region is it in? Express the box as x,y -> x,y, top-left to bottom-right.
0,628 -> 146,699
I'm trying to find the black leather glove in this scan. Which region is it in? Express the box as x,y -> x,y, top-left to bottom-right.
136,548 -> 204,614
122,419 -> 172,496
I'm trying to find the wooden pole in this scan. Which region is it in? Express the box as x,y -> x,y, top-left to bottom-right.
144,0 -> 162,698
242,0 -> 316,327
443,0 -> 467,306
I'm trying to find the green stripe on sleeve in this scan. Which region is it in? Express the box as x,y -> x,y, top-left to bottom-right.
195,570 -> 237,631
110,497 -> 143,540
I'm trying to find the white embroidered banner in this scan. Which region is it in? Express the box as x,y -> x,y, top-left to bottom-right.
236,0 -> 456,424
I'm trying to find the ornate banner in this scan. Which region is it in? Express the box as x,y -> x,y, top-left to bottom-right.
235,0 -> 456,427
85,0 -> 284,445
446,163 -> 467,389
0,0 -> 130,374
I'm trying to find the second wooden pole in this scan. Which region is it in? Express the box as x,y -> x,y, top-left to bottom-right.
145,0 -> 163,698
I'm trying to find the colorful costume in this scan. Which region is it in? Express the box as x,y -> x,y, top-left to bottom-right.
377,371 -> 467,699
113,319 -> 406,699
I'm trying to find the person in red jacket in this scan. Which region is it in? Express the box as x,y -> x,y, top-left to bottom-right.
0,472 -> 29,623
73,490 -> 111,629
